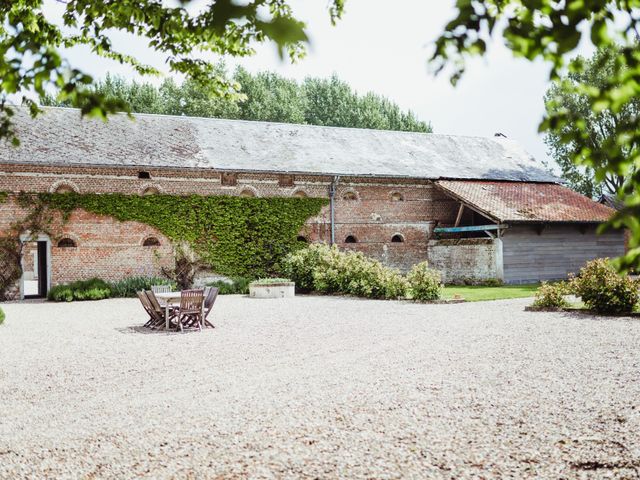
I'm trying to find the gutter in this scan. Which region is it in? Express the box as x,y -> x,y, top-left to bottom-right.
329,176 -> 340,245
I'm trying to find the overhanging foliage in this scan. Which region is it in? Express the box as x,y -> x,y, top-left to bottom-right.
431,1 -> 640,271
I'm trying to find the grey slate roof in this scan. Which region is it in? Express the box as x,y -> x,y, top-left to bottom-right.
1,106 -> 558,182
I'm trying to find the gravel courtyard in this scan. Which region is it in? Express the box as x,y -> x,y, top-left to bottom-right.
1,296 -> 639,479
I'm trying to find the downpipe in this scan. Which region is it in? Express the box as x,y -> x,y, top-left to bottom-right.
329,176 -> 340,245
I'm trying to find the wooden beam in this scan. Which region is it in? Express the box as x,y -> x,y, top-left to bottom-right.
454,203 -> 465,227
433,224 -> 508,233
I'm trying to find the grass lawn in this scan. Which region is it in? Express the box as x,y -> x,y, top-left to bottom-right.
443,284 -> 538,302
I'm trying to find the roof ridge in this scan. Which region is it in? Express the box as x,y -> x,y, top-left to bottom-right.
30,105 -> 513,142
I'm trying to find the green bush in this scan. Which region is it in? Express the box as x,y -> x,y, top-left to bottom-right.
0,307 -> 4,325
407,261 -> 442,301
571,258 -> 639,314
283,244 -> 408,300
207,277 -> 251,295
109,276 -> 176,298
531,281 -> 570,310
48,278 -> 112,302
280,244 -> 325,292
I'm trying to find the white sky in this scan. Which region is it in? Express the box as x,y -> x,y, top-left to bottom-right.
42,0 -> 580,165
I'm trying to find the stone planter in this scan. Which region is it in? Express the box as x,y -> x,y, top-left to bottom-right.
249,281 -> 295,299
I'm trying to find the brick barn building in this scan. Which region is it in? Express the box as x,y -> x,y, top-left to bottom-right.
0,107 -> 624,299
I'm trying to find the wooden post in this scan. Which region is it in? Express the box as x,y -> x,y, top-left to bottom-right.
454,203 -> 464,227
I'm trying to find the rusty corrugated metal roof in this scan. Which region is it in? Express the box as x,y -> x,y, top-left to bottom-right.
435,180 -> 616,223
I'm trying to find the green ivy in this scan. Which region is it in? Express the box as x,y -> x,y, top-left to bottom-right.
31,192 -> 327,278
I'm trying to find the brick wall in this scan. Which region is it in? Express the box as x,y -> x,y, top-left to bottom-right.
0,163 -> 463,297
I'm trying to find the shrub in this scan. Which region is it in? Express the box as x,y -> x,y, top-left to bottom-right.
407,261 -> 442,301
281,243 -> 326,292
0,307 -> 4,325
109,276 -> 176,298
207,277 -> 251,295
48,278 -> 111,302
283,244 -> 408,299
531,281 -> 570,310
571,258 -> 639,314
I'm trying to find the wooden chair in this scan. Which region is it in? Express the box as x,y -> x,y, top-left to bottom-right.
151,284 -> 171,294
146,290 -> 177,329
203,287 -> 219,329
138,291 -> 166,329
137,291 -> 156,328
176,289 -> 205,332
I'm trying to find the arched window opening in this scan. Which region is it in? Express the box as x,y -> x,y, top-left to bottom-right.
344,235 -> 357,244
50,180 -> 80,194
390,192 -> 404,202
142,187 -> 160,196
54,185 -> 75,194
292,190 -> 308,198
391,234 -> 405,243
239,188 -> 256,198
143,237 -> 161,247
57,238 -> 77,248
343,191 -> 358,201
296,235 -> 308,243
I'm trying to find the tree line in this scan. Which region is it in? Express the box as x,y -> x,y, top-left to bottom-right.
42,66 -> 431,134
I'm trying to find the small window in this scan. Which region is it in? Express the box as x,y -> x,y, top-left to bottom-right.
296,235 -> 308,243
54,185 -> 75,194
138,171 -> 151,179
221,172 -> 238,186
292,190 -> 308,198
343,191 -> 358,201
143,237 -> 161,247
50,181 -> 79,194
390,192 -> 404,202
391,234 -> 405,243
142,186 -> 160,196
279,174 -> 295,187
239,188 -> 256,198
57,238 -> 77,248
344,235 -> 357,243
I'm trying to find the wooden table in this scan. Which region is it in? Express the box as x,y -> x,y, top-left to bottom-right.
154,291 -> 182,330
155,290 -> 207,330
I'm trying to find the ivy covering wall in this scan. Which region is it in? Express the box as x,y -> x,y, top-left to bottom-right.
4,192 -> 327,281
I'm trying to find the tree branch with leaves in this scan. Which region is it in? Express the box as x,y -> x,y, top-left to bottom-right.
431,0 -> 640,271
0,0 -> 344,144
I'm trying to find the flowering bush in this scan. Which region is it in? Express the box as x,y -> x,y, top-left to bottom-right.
531,281 -> 570,310
571,258 -> 639,314
406,261 -> 442,302
281,243 -> 327,292
283,244 -> 408,299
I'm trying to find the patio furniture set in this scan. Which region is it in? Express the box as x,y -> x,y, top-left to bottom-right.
137,285 -> 219,332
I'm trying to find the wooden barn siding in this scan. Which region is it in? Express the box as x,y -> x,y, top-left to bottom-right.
501,225 -> 625,284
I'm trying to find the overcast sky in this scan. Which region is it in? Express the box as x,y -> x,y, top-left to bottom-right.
44,0 -> 579,166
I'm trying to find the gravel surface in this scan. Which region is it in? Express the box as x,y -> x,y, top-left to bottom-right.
0,296 -> 639,479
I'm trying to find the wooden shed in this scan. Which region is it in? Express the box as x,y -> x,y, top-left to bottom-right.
433,181 -> 624,284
